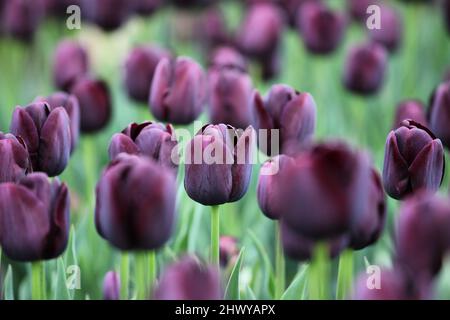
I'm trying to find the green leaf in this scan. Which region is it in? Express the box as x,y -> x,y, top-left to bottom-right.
244,286 -> 257,300
53,258 -> 71,300
225,247 -> 245,300
281,264 -> 308,300
248,230 -> 274,298
4,265 -> 14,300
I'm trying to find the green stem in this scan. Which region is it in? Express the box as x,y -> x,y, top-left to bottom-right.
31,261 -> 45,300
148,251 -> 157,297
135,252 -> 147,300
336,249 -> 354,300
275,222 -> 285,299
82,136 -> 97,204
309,242 -> 330,300
120,253 -> 129,300
211,205 -> 220,269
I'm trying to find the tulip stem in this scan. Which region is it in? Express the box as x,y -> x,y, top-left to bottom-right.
148,251 -> 157,296
31,261 -> 46,300
275,222 -> 285,299
309,242 -> 330,300
211,205 -> 220,269
82,137 -> 97,204
336,249 -> 354,300
120,253 -> 129,300
135,253 -> 147,300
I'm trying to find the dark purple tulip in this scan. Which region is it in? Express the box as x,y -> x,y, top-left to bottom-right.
208,46 -> 248,72
35,92 -> 81,153
1,0 -> 44,42
195,6 -> 228,51
108,121 -> 178,174
219,236 -> 238,267
260,49 -> 281,81
82,0 -> 133,31
170,0 -> 215,9
253,84 -> 316,156
149,57 -> 206,125
0,132 -> 29,183
95,154 -> 176,251
281,141 -> 371,239
382,120 -> 444,200
207,67 -> 254,129
0,173 -> 70,261
349,168 -> 386,250
53,40 -> 89,91
70,77 -> 112,133
297,1 -> 346,55
154,256 -> 221,300
103,271 -> 120,300
123,46 -> 171,103
369,5 -> 402,53
10,102 -> 71,177
393,100 -> 427,129
279,0 -> 307,28
343,42 -> 387,95
184,124 -> 255,206
445,0 -> 450,34
133,0 -> 162,16
347,0 -> 379,22
428,81 -> 450,149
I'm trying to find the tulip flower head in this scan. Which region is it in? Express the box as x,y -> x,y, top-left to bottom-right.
0,132 -> 30,183
219,236 -> 239,267
83,0 -> 133,32
103,271 -> 120,300
393,100 -> 427,129
2,0 -> 44,42
208,46 -> 248,72
369,5 -> 403,53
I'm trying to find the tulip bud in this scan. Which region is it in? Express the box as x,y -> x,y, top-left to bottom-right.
382,120 -> 444,200
133,0 -> 162,16
279,0 -> 304,28
95,154 -> 176,250
123,46 -> 171,103
195,6 -> 228,51
297,1 -> 346,55
369,5 -> 402,53
52,40 -> 89,91
149,57 -> 206,125
219,236 -> 238,267
10,102 -> 71,177
343,42 -> 388,95
0,173 -> 70,261
428,81 -> 450,148
70,77 -> 112,133
103,271 -> 120,300
253,84 -> 316,156
208,46 -> 248,72
184,124 -> 255,206
2,0 -> 44,42
108,122 -> 178,174
393,100 -> 427,129
82,0 -> 132,31
153,256 -> 221,300
35,92 -> 81,153
347,0 -> 379,22
0,132 -> 29,183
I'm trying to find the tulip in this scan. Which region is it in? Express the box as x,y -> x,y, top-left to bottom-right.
108,121 -> 178,174
343,42 -> 387,95
382,120 -> 444,200
253,84 -> 316,156
347,0 -> 379,22
393,100 -> 427,129
95,154 -> 176,251
297,1 -> 346,55
103,271 -> 120,300
208,46 -> 248,72
0,132 -> 30,183
279,0 -> 305,28
35,92 -> 81,153
52,40 -> 89,91
219,236 -> 238,267
2,0 -> 44,42
82,0 -> 133,31
0,173 -> 70,261
170,0 -> 215,9
70,77 -> 112,133
207,67 -> 254,129
195,6 -> 228,51
445,0 -> 450,34
153,256 -> 221,300
133,0 -> 162,16
10,102 -> 71,177
149,57 -> 206,125
428,81 -> 450,149
123,46 -> 171,103
369,5 -> 402,53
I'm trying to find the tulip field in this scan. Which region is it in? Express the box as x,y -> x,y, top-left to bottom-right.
1,0 -> 450,303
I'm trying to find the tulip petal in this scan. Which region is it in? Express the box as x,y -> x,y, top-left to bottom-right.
10,107 -> 40,156
108,133 -> 139,160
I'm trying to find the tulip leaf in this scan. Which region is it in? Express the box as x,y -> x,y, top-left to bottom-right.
54,258 -> 71,300
187,204 -> 204,253
248,230 -> 274,298
281,264 -> 309,300
225,247 -> 245,300
244,286 -> 257,300
4,265 -> 14,300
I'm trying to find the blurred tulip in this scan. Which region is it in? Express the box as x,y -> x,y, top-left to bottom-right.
108,121 -> 178,174
195,6 -> 228,51
154,256 -> 221,300
0,173 -> 70,261
95,154 -> 176,250
82,0 -> 133,31
428,81 -> 450,148
184,124 -> 255,206
171,0 -> 215,9
53,40 -> 89,91
219,236 -> 239,267
1,0 -> 44,42
133,0 -> 162,16
347,0 -> 379,22
150,57 -> 206,125
260,49 -> 281,81
343,42 -> 387,95
279,0 -> 306,28
124,46 -> 171,103
445,0 -> 450,34
0,132 -> 29,183
208,46 -> 248,72
393,100 -> 427,129
35,92 -> 81,153
297,1 -> 346,55
10,102 -> 71,177
253,84 -> 316,156
70,77 -> 112,133
103,271 -> 120,300
382,120 -> 444,200
369,5 -> 402,53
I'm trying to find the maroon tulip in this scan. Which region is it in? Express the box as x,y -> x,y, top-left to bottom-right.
153,256 -> 221,300
279,0 -> 307,28
0,132 -> 29,183
219,236 -> 238,267
297,1 -> 346,55
343,42 -> 388,95
133,0 -> 162,16
123,46 -> 171,103
184,124 -> 255,206
10,102 -> 71,177
2,0 -> 44,42
70,77 -> 112,133
52,40 -> 89,91
82,0 -> 133,31
208,46 -> 248,72
369,5 -> 402,53
108,121 -> 178,174
103,271 -> 120,300
393,100 -> 427,129
428,81 -> 450,148
0,173 -> 70,261
149,57 -> 206,125
382,120 -> 444,200
95,154 -> 176,251
35,92 -> 81,153
253,84 -> 316,156
347,0 -> 379,22
195,6 -> 228,50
